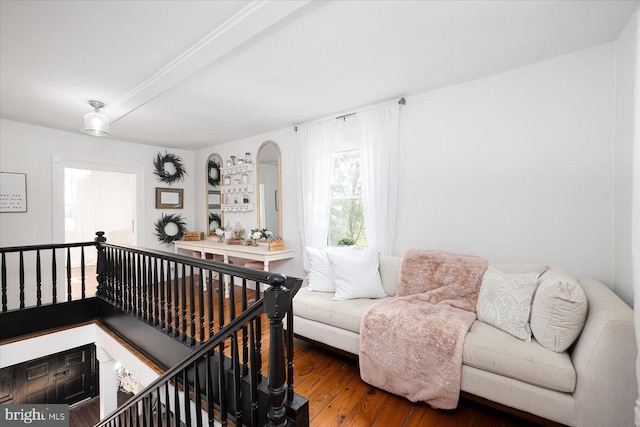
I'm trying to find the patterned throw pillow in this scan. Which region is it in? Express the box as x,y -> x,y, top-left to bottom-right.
476,266 -> 540,341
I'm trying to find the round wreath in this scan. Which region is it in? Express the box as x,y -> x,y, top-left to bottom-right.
154,213 -> 187,245
209,212 -> 221,230
207,158 -> 220,187
153,151 -> 187,185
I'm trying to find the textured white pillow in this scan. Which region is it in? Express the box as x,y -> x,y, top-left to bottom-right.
531,268 -> 588,352
305,247 -> 335,292
476,266 -> 540,342
326,246 -> 386,301
492,264 -> 549,276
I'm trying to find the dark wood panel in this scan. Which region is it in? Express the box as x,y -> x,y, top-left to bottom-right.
5,344 -> 97,406
0,370 -> 13,403
0,298 -> 97,342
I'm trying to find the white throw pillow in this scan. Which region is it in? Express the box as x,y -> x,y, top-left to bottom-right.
305,246 -> 357,292
305,247 -> 335,292
476,266 -> 540,342
530,268 -> 588,352
326,246 -> 386,301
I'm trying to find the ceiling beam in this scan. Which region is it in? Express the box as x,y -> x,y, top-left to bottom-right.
106,0 -> 311,123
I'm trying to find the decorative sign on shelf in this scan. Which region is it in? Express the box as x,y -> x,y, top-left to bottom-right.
0,172 -> 27,212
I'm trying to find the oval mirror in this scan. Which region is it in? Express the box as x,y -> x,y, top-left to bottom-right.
206,153 -> 223,236
256,141 -> 282,238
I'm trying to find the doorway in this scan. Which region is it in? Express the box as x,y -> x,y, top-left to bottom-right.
64,167 -> 136,262
52,159 -> 144,299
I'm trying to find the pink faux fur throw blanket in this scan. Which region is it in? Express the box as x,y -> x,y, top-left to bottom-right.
359,250 -> 488,409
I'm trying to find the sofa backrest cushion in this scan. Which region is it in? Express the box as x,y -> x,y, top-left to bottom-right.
379,255 -> 403,296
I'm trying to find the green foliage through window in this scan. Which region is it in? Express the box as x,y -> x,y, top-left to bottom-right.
329,150 -> 367,246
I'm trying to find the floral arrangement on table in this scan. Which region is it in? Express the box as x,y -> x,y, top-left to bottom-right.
214,227 -> 225,242
250,228 -> 274,246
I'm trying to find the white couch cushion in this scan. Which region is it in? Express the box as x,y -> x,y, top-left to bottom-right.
463,320 -> 576,393
378,255 -> 402,296
327,246 -> 387,301
293,288 -> 383,333
476,267 -> 540,341
530,268 -> 587,352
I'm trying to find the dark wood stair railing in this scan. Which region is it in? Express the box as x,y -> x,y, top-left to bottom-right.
96,278 -> 293,427
0,231 -> 309,426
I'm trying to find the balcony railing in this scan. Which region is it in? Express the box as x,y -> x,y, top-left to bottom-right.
0,232 -> 308,426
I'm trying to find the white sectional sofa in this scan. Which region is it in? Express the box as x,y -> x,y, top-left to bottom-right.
290,255 -> 637,427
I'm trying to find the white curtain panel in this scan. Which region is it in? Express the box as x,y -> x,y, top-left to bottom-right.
633,10 -> 640,427
358,101 -> 400,256
296,119 -> 336,271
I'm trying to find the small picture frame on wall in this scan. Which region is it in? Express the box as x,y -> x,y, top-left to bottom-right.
156,187 -> 183,209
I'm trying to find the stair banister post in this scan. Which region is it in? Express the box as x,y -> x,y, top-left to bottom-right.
264,273 -> 290,427
95,231 -> 107,298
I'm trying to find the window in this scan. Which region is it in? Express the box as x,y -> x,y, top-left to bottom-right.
329,118 -> 367,246
298,101 -> 400,255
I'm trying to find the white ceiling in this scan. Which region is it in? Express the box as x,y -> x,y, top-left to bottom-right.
1,0 -> 638,150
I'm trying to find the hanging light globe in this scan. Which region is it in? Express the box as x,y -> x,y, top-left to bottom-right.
84,100 -> 109,136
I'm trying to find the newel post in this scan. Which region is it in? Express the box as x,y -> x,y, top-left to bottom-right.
264,273 -> 290,427
95,231 -> 107,298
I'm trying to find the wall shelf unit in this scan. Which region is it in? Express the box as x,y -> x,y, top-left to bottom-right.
221,203 -> 255,213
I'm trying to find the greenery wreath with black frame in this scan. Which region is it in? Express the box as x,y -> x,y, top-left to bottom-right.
154,213 -> 187,245
153,151 -> 187,185
207,158 -> 221,187
209,212 -> 221,230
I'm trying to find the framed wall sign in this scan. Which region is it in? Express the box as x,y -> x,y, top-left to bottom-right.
155,187 -> 183,209
0,172 -> 27,212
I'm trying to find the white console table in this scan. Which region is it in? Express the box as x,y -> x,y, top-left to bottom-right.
173,239 -> 294,271
173,239 -> 295,297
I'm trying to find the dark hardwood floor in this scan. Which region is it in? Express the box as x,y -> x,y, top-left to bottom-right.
69,391 -> 133,427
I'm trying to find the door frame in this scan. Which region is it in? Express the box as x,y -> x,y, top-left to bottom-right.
52,157 -> 145,247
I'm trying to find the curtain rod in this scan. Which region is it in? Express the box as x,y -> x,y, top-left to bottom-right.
295,97 -> 405,130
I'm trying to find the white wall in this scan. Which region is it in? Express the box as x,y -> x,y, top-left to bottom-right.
613,10 -> 639,307
396,43 -> 616,285
1,41 -> 626,300
192,43 -> 618,290
0,119 -> 195,253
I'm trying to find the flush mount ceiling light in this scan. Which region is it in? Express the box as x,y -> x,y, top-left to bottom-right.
84,100 -> 109,136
